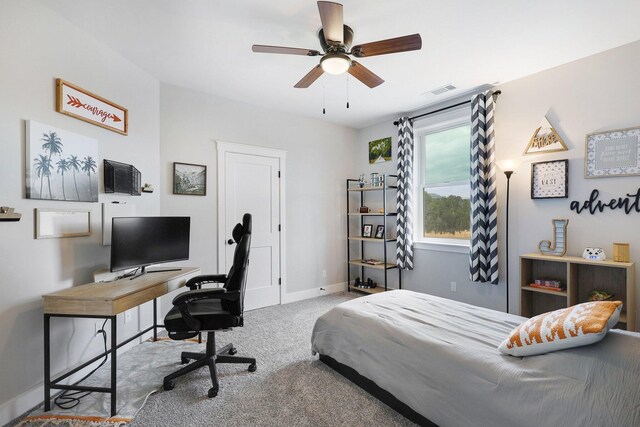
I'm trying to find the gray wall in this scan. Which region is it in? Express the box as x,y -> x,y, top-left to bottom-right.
0,2 -> 160,421
355,40 -> 640,321
158,83 -> 357,306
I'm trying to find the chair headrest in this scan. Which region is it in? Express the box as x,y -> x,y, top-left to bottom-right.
241,213 -> 252,234
231,213 -> 252,243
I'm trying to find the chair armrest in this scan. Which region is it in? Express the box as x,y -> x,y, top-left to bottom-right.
186,274 -> 227,290
172,288 -> 240,306
172,289 -> 240,332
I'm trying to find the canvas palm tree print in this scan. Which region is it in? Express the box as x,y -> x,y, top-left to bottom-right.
26,120 -> 99,202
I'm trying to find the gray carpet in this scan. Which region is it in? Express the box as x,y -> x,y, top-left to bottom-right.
13,293 -> 416,426
131,292 -> 415,427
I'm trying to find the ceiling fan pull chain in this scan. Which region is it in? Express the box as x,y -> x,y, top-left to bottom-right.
323,84 -> 326,115
346,75 -> 350,109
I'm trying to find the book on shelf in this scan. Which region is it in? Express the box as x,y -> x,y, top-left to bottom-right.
533,279 -> 562,287
363,259 -> 384,265
529,283 -> 566,292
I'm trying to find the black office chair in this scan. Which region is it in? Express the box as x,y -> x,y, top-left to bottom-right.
162,213 -> 256,398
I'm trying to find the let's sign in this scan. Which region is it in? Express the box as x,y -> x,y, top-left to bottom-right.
56,79 -> 128,135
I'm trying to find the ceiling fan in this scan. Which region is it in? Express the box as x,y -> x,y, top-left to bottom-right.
252,1 -> 422,89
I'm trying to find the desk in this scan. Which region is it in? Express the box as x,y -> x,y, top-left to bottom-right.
42,267 -> 200,416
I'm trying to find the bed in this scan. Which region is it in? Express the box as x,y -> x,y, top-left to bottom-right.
311,290 -> 640,427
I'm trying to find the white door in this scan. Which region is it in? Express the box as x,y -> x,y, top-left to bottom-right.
218,145 -> 283,311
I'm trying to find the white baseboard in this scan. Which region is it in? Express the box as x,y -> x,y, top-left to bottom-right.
281,281 -> 347,304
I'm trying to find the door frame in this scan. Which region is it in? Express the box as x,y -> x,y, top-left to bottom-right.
216,140 -> 287,303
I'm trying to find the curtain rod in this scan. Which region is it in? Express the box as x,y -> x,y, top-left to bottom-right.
393,90 -> 502,126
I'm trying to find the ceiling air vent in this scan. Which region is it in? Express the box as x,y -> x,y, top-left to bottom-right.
428,84 -> 456,96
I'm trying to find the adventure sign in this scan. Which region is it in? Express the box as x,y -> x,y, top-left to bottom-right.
56,79 -> 128,135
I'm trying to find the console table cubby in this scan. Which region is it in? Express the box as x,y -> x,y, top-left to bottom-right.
520,253 -> 635,331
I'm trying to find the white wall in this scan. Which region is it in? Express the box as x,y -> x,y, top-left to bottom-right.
0,2 -> 160,422
158,83 -> 357,307
496,40 -> 640,328
355,40 -> 640,322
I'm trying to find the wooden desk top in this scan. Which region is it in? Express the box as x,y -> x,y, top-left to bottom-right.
43,267 -> 201,316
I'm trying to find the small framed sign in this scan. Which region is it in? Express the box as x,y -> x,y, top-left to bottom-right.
531,159 -> 568,199
375,225 -> 385,239
585,126 -> 640,178
362,224 -> 373,238
56,79 -> 128,135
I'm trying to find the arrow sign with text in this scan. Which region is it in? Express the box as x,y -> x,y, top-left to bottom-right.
56,79 -> 128,135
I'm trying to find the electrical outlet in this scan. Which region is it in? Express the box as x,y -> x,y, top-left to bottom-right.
94,321 -> 103,334
124,310 -> 132,324
322,270 -> 327,278
450,282 -> 457,292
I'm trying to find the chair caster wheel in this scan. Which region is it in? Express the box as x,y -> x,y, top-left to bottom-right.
163,380 -> 175,391
248,363 -> 257,372
181,357 -> 189,364
208,388 -> 218,398
228,347 -> 237,355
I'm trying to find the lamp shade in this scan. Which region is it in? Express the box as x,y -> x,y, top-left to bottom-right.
496,158 -> 520,173
320,54 -> 351,75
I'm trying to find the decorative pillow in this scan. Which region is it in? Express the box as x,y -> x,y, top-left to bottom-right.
498,301 -> 622,356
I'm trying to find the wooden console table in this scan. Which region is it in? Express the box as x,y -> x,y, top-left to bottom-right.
42,267 -> 200,416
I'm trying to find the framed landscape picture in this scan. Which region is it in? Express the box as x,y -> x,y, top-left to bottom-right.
173,162 -> 206,196
531,159 -> 568,199
368,137 -> 392,164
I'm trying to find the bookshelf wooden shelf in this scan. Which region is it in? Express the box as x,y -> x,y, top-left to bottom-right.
347,175 -> 401,294
520,253 -> 635,331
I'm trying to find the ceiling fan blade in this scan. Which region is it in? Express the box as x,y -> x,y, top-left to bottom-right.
348,61 -> 384,88
351,34 -> 422,58
294,65 -> 324,88
317,1 -> 344,45
252,45 -> 321,56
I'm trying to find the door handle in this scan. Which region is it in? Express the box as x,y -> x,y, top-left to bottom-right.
227,239 -> 235,245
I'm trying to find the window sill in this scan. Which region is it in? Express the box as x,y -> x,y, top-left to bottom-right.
413,240 -> 469,254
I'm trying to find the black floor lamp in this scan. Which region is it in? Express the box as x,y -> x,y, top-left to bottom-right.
497,160 -> 518,314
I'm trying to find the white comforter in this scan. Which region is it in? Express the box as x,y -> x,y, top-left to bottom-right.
311,290 -> 640,427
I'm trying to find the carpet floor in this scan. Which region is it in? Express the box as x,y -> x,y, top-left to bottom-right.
130,292 -> 415,427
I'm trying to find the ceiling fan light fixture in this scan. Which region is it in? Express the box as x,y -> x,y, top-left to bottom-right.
320,53 -> 351,75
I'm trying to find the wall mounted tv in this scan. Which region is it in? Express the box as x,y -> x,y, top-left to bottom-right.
110,216 -> 190,273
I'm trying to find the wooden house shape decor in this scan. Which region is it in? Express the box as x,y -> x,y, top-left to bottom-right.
524,116 -> 568,155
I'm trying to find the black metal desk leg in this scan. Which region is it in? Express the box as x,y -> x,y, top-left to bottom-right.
44,314 -> 51,411
110,316 -> 117,416
153,298 -> 157,341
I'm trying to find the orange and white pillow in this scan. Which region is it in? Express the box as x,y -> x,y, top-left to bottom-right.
498,301 -> 622,356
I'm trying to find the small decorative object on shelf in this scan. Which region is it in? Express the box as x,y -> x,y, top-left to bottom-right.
141,183 -> 154,193
613,242 -> 630,262
362,224 -> 373,238
358,174 -> 366,188
375,225 -> 384,239
370,172 -> 380,187
359,206 -> 370,213
353,277 -> 377,289
0,207 -> 21,222
582,247 -> 606,261
538,218 -> 568,256
588,290 -> 613,302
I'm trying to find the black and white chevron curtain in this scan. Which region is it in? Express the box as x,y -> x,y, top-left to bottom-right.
469,91 -> 499,284
396,117 -> 414,270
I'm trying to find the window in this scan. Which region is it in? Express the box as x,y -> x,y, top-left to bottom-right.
415,107 -> 471,248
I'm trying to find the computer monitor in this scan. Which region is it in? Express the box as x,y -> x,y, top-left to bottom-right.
110,216 -> 190,273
